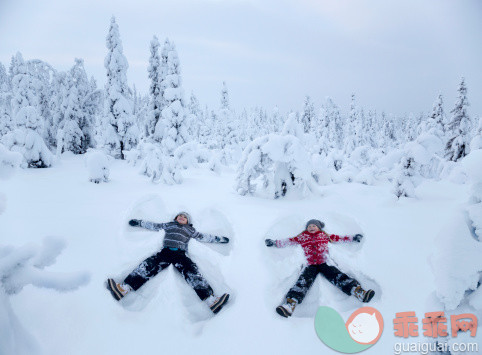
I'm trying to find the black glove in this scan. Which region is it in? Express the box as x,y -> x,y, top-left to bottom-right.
215,236 -> 229,243
129,219 -> 141,227
265,239 -> 275,247
352,234 -> 363,243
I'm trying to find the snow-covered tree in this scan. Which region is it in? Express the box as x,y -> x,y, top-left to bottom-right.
102,17 -> 138,159
134,141 -> 181,184
187,91 -> 202,140
425,93 -> 446,138
0,63 -> 13,136
56,86 -> 84,154
235,134 -> 317,199
300,95 -> 315,133
445,78 -> 471,162
392,155 -> 416,198
282,112 -> 303,139
69,59 -> 97,151
1,106 -> 53,168
158,43 -> 189,155
344,94 -> 359,153
10,53 -> 40,118
146,35 -> 162,137
86,150 -> 110,183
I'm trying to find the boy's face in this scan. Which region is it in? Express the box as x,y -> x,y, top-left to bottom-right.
176,214 -> 188,225
307,224 -> 320,233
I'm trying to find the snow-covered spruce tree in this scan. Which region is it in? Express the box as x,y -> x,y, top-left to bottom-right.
300,95 -> 315,133
48,71 -> 69,148
56,86 -> 84,155
216,82 -> 241,163
392,155 -> 416,198
426,93 -> 446,138
235,133 -> 316,199
324,97 -> 344,150
0,237 -> 90,355
187,91 -> 202,140
0,63 -> 13,137
158,42 -> 189,155
10,53 -> 40,117
445,78 -> 471,162
103,17 -> 138,159
146,35 -> 162,138
344,93 -> 359,154
69,58 -> 98,151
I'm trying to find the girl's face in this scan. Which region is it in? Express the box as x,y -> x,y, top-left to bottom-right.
176,214 -> 188,225
307,224 -> 320,233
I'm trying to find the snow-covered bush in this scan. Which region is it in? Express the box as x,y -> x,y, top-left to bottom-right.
86,150 -> 110,183
0,237 -> 90,355
1,107 -> 53,168
134,141 -> 181,184
431,150 -> 482,310
173,141 -> 209,169
235,134 -> 318,199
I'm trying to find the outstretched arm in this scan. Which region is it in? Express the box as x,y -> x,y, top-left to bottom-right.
128,219 -> 168,231
329,233 -> 363,243
192,230 -> 229,244
265,236 -> 298,248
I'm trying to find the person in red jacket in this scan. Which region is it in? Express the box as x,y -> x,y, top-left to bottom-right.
265,219 -> 375,318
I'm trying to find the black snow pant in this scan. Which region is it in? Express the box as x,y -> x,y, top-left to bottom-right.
285,263 -> 358,304
124,247 -> 214,301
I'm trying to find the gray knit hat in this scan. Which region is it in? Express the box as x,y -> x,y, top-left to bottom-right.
174,211 -> 192,225
306,219 -> 324,231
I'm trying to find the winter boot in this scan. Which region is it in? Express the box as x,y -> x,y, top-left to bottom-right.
106,278 -> 131,301
352,285 -> 375,303
206,293 -> 230,314
276,298 -> 297,318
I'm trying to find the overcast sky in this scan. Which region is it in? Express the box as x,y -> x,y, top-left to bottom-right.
0,0 -> 481,117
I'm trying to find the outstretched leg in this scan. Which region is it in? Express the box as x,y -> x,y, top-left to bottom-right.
318,263 -> 358,296
124,248 -> 171,291
285,265 -> 319,304
172,251 -> 214,301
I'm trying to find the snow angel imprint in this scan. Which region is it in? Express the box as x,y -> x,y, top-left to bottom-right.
265,219 -> 375,318
106,212 -> 230,314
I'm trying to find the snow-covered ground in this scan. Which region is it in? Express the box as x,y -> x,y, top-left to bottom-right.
1,154 -> 480,355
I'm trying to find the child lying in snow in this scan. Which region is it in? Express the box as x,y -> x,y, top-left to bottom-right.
265,219 -> 374,318
107,212 -> 230,314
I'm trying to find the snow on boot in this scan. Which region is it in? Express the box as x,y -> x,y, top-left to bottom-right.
276,298 -> 297,318
106,278 -> 131,301
352,285 -> 375,303
206,293 -> 230,314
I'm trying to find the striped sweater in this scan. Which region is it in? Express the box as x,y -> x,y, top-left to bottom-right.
139,220 -> 218,251
275,230 -> 353,265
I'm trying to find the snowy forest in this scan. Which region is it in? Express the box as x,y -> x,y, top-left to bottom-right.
1,16 -> 482,355
0,17 -> 480,196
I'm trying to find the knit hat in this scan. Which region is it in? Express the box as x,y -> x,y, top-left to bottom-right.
174,211 -> 192,225
305,219 -> 324,231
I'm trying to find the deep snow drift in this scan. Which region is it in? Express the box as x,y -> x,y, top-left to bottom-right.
0,154 -> 480,355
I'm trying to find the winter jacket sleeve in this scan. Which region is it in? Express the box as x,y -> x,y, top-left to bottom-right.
328,234 -> 352,243
275,236 -> 299,248
191,230 -> 218,243
139,220 -> 169,231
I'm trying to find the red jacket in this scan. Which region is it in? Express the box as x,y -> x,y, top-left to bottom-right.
276,230 -> 353,265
